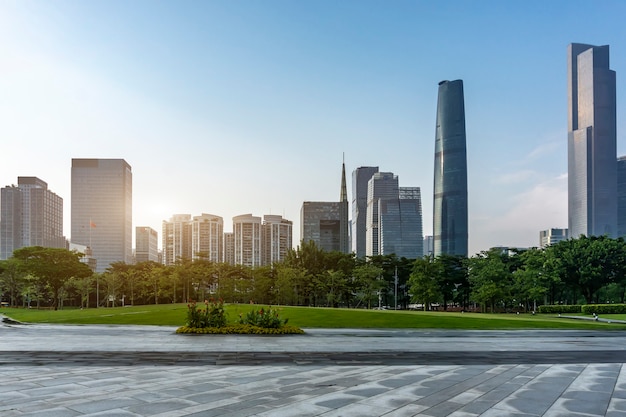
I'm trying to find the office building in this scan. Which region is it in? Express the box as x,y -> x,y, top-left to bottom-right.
351,166 -> 379,258
300,161 -> 350,253
366,172 -> 399,257
378,187 -> 423,259
423,235 -> 434,257
262,215 -> 292,266
136,226 -> 159,263
71,159 -> 132,272
233,214 -> 262,267
1,177 -> 65,260
568,43 -> 617,238
618,156 -> 626,238
433,80 -> 468,257
162,214 -> 192,265
191,214 -> 223,262
539,228 -> 568,248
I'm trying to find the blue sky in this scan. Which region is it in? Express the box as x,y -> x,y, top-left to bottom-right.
1,0 -> 625,255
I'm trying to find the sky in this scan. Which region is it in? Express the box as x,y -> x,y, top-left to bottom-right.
1,0 -> 625,256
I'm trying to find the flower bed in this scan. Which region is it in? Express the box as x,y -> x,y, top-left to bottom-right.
177,300 -> 303,335
176,323 -> 304,334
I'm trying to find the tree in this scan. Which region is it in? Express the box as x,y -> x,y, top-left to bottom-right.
0,258 -> 27,307
546,236 -> 626,304
435,254 -> 468,310
408,257 -> 442,310
468,248 -> 515,312
13,247 -> 93,310
352,263 -> 384,309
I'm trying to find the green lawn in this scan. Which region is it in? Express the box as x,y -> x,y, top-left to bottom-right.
3,304 -> 626,330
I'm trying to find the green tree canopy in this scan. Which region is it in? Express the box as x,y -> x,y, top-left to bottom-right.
13,246 -> 93,310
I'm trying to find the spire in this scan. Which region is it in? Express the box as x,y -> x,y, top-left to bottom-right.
340,153 -> 347,202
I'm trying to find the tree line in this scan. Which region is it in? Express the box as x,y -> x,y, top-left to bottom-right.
2,236 -> 626,311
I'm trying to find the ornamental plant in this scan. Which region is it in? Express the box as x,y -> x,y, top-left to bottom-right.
238,306 -> 288,329
186,299 -> 227,328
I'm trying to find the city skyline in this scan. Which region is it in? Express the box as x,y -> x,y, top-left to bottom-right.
1,1 -> 626,256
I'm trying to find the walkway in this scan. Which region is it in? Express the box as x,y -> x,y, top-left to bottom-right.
1,321 -> 625,416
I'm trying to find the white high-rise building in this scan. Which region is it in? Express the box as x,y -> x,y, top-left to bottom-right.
366,172 -> 398,257
262,215 -> 292,266
233,214 -> 262,267
191,214 -> 223,262
162,214 -> 192,265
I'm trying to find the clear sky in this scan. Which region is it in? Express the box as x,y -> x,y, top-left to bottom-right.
1,0 -> 625,256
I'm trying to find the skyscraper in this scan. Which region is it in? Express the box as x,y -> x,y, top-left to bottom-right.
135,226 -> 159,263
568,43 -> 617,239
433,80 -> 468,257
1,177 -> 65,260
379,187 -> 423,259
300,161 -> 350,253
71,159 -> 132,272
618,156 -> 626,238
366,172 -> 399,257
351,166 -> 379,258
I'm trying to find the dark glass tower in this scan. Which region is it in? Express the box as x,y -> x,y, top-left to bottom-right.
433,80 -> 468,257
568,43 -> 617,238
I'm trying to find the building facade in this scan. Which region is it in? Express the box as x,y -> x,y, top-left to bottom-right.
162,214 -> 192,265
366,172 -> 399,257
618,156 -> 626,238
568,43 -> 617,239
233,214 -> 262,267
223,232 -> 234,264
300,161 -> 350,253
539,228 -> 568,248
191,214 -> 223,262
135,226 -> 159,263
1,177 -> 65,260
262,215 -> 292,266
378,187 -> 424,259
71,159 -> 132,272
351,166 -> 379,258
423,235 -> 434,257
301,202 -> 345,252
433,80 -> 469,257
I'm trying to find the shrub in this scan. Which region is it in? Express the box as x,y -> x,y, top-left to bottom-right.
186,299 -> 227,328
238,306 -> 288,329
537,305 -> 582,314
582,304 -> 626,315
176,324 -> 304,335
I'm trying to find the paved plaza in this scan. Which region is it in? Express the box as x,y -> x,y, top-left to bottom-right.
1,319 -> 626,416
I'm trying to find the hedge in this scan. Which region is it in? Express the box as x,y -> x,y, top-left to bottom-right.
537,305 -> 582,314
582,304 -> 626,315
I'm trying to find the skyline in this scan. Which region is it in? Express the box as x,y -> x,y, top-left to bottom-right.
1,1 -> 626,256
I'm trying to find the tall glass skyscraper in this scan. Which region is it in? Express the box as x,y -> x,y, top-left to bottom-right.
71,159 -> 133,272
433,80 -> 468,257
351,166 -> 379,258
568,43 -> 617,239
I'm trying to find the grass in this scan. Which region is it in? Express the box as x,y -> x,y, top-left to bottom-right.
3,304 -> 626,330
